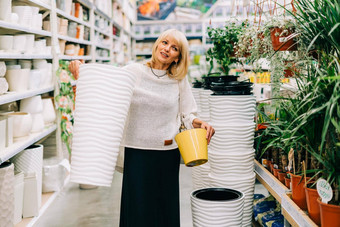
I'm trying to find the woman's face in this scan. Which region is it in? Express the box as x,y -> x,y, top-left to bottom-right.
154,36 -> 180,67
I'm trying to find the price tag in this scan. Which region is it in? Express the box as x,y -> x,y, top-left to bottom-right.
317,178 -> 333,203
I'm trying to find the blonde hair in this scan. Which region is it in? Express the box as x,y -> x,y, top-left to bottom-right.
146,29 -> 189,80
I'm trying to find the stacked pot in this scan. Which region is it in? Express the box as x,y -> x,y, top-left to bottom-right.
208,95 -> 256,227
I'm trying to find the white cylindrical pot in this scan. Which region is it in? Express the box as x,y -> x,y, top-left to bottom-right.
24,34 -> 35,54
20,95 -> 43,114
41,98 -> 56,125
6,112 -> 32,138
11,144 -> 43,208
0,0 -> 12,22
0,117 -> 6,150
13,171 -> 24,225
5,68 -> 30,92
191,188 -> 244,227
13,35 -> 26,53
0,35 -> 13,51
0,61 -> 6,77
22,173 -> 39,217
19,60 -> 32,69
0,162 -> 15,227
30,113 -> 44,133
70,64 -> 137,187
29,69 -> 42,90
0,78 -> 9,95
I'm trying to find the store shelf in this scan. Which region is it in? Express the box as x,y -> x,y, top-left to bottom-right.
0,21 -> 52,37
59,55 -> 92,60
96,56 -> 111,61
95,43 -> 110,50
0,54 -> 52,59
94,27 -> 111,37
0,124 -> 57,164
135,51 -> 152,56
58,35 -> 92,45
0,86 -> 54,105
55,8 -> 91,28
26,0 -> 52,10
94,7 -> 111,22
15,174 -> 70,227
254,160 -> 318,227
76,0 -> 94,9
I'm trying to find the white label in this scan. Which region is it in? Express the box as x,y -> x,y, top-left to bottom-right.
317,178 -> 333,203
279,37 -> 287,43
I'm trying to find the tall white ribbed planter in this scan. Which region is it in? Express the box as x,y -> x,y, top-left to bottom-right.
199,89 -> 212,123
70,64 -> 136,187
0,162 -> 14,227
191,188 -> 244,227
192,161 -> 210,190
11,144 -> 43,209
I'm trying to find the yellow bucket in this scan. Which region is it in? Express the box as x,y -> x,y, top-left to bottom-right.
175,128 -> 208,167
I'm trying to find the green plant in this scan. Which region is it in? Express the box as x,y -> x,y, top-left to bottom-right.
206,21 -> 243,74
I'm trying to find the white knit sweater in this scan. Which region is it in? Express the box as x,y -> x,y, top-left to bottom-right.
120,63 -> 198,150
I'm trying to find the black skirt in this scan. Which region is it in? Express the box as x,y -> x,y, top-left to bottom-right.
119,147 -> 181,227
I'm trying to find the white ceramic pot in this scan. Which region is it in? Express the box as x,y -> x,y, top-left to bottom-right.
6,64 -> 21,70
22,173 -> 39,217
33,40 -> 46,54
5,115 -> 13,147
0,78 -> 9,95
32,13 -> 42,30
31,113 -> 44,133
33,59 -> 47,69
191,188 -> 244,227
10,12 -> 19,24
0,162 -> 15,227
23,35 -> 35,54
29,69 -> 42,90
20,95 -> 43,114
11,144 -> 43,210
7,112 -> 32,138
42,98 -> 56,125
13,171 -> 24,225
13,35 -> 26,53
12,6 -> 32,28
0,35 -> 13,51
5,68 -> 30,92
0,61 -> 6,77
0,0 -> 12,22
19,60 -> 32,69
70,64 -> 137,187
0,117 -> 6,150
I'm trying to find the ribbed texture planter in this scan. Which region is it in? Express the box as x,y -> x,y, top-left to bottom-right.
70,64 -> 136,187
0,162 -> 14,227
191,88 -> 201,117
208,95 -> 256,227
199,89 -> 212,122
191,188 -> 244,227
11,144 -> 43,208
192,161 -> 210,190
13,171 -> 24,224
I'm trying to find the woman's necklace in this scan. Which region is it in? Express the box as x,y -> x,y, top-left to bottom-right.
150,67 -> 167,79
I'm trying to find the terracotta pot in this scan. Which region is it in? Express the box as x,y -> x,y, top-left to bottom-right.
270,163 -> 275,173
270,27 -> 297,51
267,160 -> 272,172
304,185 -> 321,225
291,174 -> 310,210
318,198 -> 340,227
273,168 -> 282,178
284,177 -> 291,189
278,171 -> 287,184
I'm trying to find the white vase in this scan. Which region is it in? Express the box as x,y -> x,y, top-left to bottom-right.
31,113 -> 44,133
5,68 -> 30,92
0,0 -> 12,22
6,112 -> 32,138
70,63 -> 137,187
11,144 -> 43,209
42,98 -> 56,125
0,162 -> 15,227
191,188 -> 244,227
20,95 -> 43,114
13,171 -> 24,225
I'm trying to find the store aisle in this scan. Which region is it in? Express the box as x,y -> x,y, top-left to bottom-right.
35,164 -> 193,227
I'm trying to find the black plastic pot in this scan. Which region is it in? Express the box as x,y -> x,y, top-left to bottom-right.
202,75 -> 239,89
210,81 -> 253,95
192,188 -> 243,201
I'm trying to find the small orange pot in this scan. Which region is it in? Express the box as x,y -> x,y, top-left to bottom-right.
273,168 -> 282,178
290,174 -> 310,210
267,160 -> 272,172
304,185 -> 321,225
278,172 -> 287,184
270,164 -> 275,173
284,177 -> 291,189
318,198 -> 340,227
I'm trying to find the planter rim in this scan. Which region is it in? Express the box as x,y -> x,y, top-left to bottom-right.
191,187 -> 244,202
317,197 -> 340,209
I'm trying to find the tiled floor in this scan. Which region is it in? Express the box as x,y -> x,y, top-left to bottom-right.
34,165 -> 194,227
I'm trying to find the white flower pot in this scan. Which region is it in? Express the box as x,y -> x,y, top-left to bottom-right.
0,117 -> 6,150
0,77 -> 9,95
31,113 -> 44,133
23,34 -> 35,54
13,35 -> 26,53
12,6 -> 32,28
19,60 -> 32,69
0,0 -> 11,21
70,63 -> 136,187
11,144 -> 43,209
0,162 -> 15,227
22,173 -> 39,217
6,112 -> 32,138
0,61 -> 6,77
13,171 -> 24,225
29,69 -> 42,90
20,95 -> 43,114
5,68 -> 30,92
41,98 -> 56,125
0,35 -> 13,51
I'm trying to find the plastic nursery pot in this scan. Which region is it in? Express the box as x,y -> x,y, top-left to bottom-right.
304,184 -> 321,225
267,160 -> 272,172
270,27 -> 298,51
290,174 -> 310,210
273,168 -> 282,178
278,171 -> 287,184
284,177 -> 291,189
270,164 -> 275,174
317,198 -> 340,227
175,128 -> 208,167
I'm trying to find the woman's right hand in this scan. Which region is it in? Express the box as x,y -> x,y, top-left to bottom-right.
68,60 -> 82,79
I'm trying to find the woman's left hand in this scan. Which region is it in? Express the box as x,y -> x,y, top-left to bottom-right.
200,121 -> 215,145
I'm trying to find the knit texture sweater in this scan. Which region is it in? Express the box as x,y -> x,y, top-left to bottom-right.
120,63 -> 198,150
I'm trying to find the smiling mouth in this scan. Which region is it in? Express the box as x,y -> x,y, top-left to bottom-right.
160,52 -> 168,57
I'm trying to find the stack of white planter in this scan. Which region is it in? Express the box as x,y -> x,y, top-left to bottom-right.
191,87 -> 201,117
199,89 -> 212,122
208,95 -> 256,227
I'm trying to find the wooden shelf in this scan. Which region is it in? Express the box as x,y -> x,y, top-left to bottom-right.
254,160 -> 318,227
0,124 -> 57,164
0,86 -> 54,105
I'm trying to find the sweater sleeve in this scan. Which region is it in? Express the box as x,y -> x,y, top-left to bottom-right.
179,76 -> 198,129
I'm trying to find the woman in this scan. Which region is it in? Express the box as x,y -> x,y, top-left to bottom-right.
69,29 -> 215,227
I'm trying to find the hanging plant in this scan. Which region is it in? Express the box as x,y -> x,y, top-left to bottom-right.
55,60 -> 75,155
